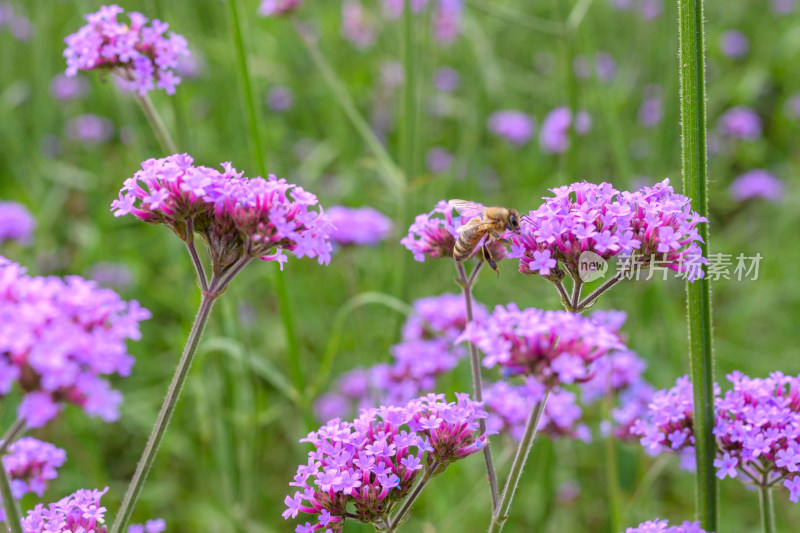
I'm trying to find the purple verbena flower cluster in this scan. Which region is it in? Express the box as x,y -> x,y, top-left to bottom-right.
459,304 -> 624,387
622,519 -> 708,533
728,170 -> 784,203
111,154 -> 333,270
0,258 -> 150,428
63,5 -> 189,95
0,438 -> 66,522
401,200 -> 506,262
340,1 -> 376,49
539,107 -> 591,154
286,393 -> 487,531
327,206 -> 392,247
484,379 -> 591,442
21,487 -> 109,533
0,201 -> 36,245
508,179 -> 708,282
718,107 -> 762,140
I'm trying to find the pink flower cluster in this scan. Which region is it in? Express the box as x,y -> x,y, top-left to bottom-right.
21,487 -> 110,533
1,438 -> 66,522
315,293 -> 487,419
458,304 -> 624,387
111,154 -> 333,269
622,519 -> 708,533
401,200 -> 506,262
508,179 -> 708,282
484,379 -> 591,442
64,5 -> 189,95
0,258 -> 150,428
633,372 -> 800,502
0,200 -> 36,245
285,393 -> 487,532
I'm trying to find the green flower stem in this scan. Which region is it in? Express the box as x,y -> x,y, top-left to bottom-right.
677,0 -> 716,529
0,418 -> 26,455
760,485 -> 775,533
387,460 -> 440,532
400,0 -> 417,181
110,290 -> 219,533
487,393 -> 549,533
465,0 -> 565,36
133,92 -> 177,155
184,219 -> 208,292
604,391 -> 622,533
0,453 -> 23,533
455,260 -> 499,511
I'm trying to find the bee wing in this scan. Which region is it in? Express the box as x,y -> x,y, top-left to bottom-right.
449,199 -> 487,223
455,218 -> 484,234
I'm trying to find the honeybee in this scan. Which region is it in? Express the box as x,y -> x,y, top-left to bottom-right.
449,200 -> 521,277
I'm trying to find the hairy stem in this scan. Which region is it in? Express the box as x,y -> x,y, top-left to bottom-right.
387,461 -> 440,531
678,0 -> 716,529
0,456 -> 23,533
488,393 -> 549,533
110,292 -> 218,533
455,260 -> 499,510
576,271 -> 623,310
0,419 -> 26,456
184,219 -> 208,292
133,92 -> 177,155
760,486 -> 775,533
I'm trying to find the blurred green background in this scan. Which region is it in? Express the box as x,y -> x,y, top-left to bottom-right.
1,0 -> 800,531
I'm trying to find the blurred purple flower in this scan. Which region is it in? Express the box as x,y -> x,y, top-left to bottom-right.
0,2 -> 31,41
487,110 -> 535,146
175,51 -> 205,79
0,258 -> 150,428
65,114 -> 113,144
258,0 -> 302,16
88,261 -> 133,289
573,55 -> 592,80
380,61 -> 404,88
786,93 -> 800,119
773,0 -> 797,13
539,107 -> 591,153
433,0 -> 462,44
718,106 -> 762,140
595,51 -> 617,83
341,0 -> 376,49
0,201 -> 35,245
64,5 -> 189,95
720,30 -> 749,58
266,86 -> 294,112
327,206 -> 392,246
434,67 -> 460,92
425,147 -> 453,174
50,73 -> 88,101
128,519 -> 167,533
638,0 -> 662,19
638,85 -> 663,127
729,169 -> 784,202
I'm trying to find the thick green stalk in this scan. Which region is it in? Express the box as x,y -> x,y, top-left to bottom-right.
110,294 -> 218,533
0,458 -> 23,533
760,486 -> 775,533
133,92 -> 177,155
488,393 -> 549,533
677,0 -> 716,530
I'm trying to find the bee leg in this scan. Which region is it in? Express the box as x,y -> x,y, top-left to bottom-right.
491,231 -> 511,245
482,243 -> 500,278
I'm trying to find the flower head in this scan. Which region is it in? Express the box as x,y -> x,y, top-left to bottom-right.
258,0 -> 303,16
66,114 -> 114,145
289,393 -> 486,530
341,0 -> 376,49
328,206 -> 392,246
459,304 -> 623,387
0,438 -> 66,521
401,200 -> 506,262
487,110 -> 535,146
539,107 -> 591,153
112,154 -> 333,271
0,201 -> 35,245
0,258 -> 149,427
508,179 -> 708,283
720,30 -> 748,58
20,487 -> 110,532
64,5 -> 189,95
622,519 -> 708,533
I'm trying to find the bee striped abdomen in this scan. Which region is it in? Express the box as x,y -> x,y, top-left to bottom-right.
453,226 -> 484,261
